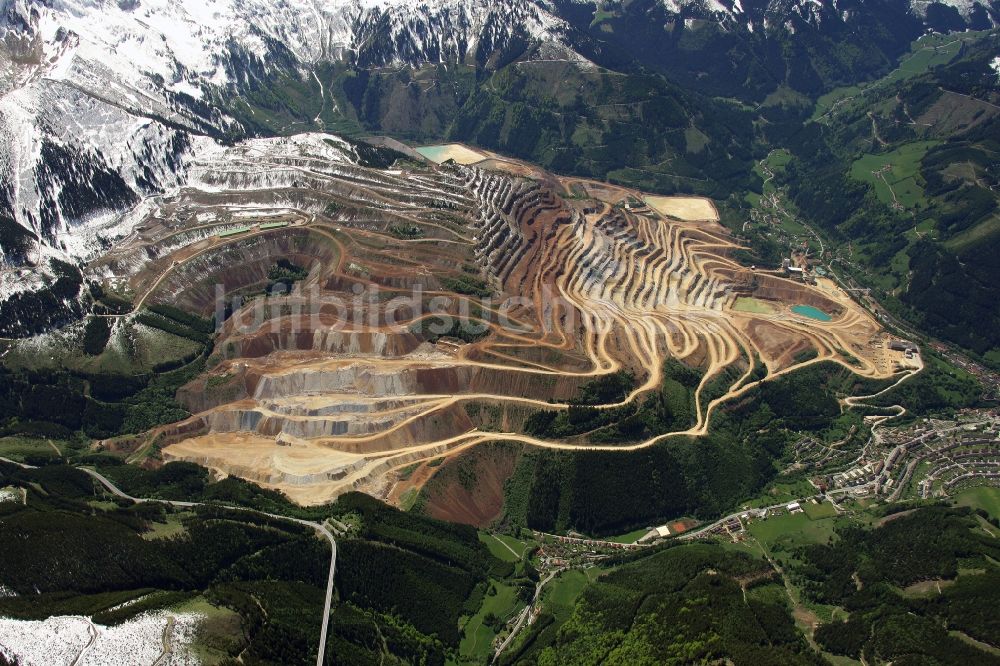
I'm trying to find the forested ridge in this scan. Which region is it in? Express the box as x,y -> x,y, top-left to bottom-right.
505,362 -> 905,536
772,32 -> 1000,366
504,543 -> 824,665
794,506 -> 1000,663
501,503 -> 1000,666
0,259 -> 84,338
0,306 -> 215,441
0,461 -> 511,664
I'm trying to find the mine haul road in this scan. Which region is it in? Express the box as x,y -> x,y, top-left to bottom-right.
110,142 -> 915,504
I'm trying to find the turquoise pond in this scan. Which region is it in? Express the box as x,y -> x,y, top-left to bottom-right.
415,145 -> 450,162
791,305 -> 832,322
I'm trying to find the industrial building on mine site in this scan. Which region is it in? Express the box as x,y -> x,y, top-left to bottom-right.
888,340 -> 919,353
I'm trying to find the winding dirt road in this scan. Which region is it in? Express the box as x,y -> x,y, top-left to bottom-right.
87,139 -> 903,504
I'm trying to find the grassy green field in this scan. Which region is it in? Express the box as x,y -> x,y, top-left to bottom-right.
811,31 -> 990,122
604,527 -> 650,544
0,437 -> 66,462
802,501 -> 839,520
715,537 -> 764,558
881,33 -> 971,86
684,127 -> 710,153
775,212 -> 812,239
480,533 -> 526,563
589,7 -> 616,28
954,485 -> 1000,520
399,487 -> 419,511
458,582 -> 523,662
950,630 -> 1000,657
497,534 -> 532,558
944,215 -> 1000,253
762,86 -> 812,109
172,596 -> 245,664
542,567 -> 603,620
748,512 -> 838,550
811,85 -> 864,121
141,512 -> 191,540
889,245 -> 911,279
849,141 -> 939,209
3,320 -> 202,376
824,652 -> 865,666
81,324 -> 201,374
743,478 -> 817,509
763,149 -> 792,171
733,297 -> 778,315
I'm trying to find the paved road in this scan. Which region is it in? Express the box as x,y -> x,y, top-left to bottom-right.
69,617 -> 99,666
78,468 -> 337,666
1,460 -> 337,666
530,530 -> 648,550
679,483 -> 873,541
493,568 -> 562,661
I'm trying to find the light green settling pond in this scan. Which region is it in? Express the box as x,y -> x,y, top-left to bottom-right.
414,144 -> 486,165
792,304 -> 832,322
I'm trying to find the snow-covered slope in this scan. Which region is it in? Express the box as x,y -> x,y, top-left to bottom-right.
0,0 -> 578,268
14,0 -> 571,86
0,0 -> 994,272
647,0 -> 997,22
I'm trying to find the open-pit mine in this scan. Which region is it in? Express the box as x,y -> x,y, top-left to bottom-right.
90,135 -> 907,504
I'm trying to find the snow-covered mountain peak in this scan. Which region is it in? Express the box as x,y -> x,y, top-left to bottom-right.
0,0 -> 994,280
12,0 -> 572,81
0,0 -> 580,271
647,0 -> 996,22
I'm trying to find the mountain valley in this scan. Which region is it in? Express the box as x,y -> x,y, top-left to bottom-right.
1,1 -> 999,665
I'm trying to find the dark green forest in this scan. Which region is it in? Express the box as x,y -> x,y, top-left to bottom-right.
777,33 -> 1000,366
503,543 -> 823,665
505,362 -> 918,535
0,461 -> 513,665
793,506 -> 1000,663
502,504 -> 1000,666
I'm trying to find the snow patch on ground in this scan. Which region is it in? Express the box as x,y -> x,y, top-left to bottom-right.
3,320 -> 84,360
2,0 -> 579,270
0,266 -> 47,302
13,0 -> 574,92
0,611 -> 203,666
909,0 -> 982,17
